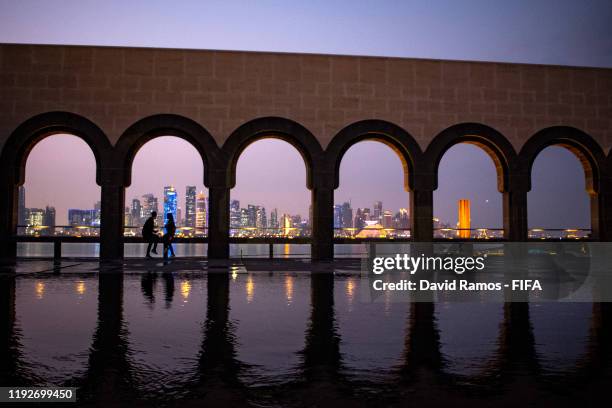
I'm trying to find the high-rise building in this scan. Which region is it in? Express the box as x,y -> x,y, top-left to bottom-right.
373,201 -> 383,222
333,205 -> 342,229
185,186 -> 197,228
394,208 -> 410,229
196,191 -> 207,233
43,206 -> 56,235
354,208 -> 365,229
92,201 -> 101,227
68,209 -> 96,226
240,208 -> 249,228
163,186 -> 177,225
247,204 -> 257,227
141,193 -> 159,225
124,207 -> 132,229
281,213 -> 292,234
341,202 -> 353,228
382,210 -> 393,228
177,207 -> 182,227
256,206 -> 267,229
458,199 -> 471,239
131,199 -> 141,227
18,185 -> 26,226
270,208 -> 279,229
230,200 -> 241,228
27,208 -> 44,226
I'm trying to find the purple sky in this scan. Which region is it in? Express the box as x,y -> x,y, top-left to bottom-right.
7,1 -> 605,227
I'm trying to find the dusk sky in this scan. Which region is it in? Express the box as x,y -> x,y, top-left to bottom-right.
5,0 -> 605,227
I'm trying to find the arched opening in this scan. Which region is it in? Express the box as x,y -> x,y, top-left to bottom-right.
528,146 -> 591,239
18,134 -> 101,257
125,136 -> 208,257
230,138 -> 311,258
434,143 -> 503,239
334,141 -> 411,256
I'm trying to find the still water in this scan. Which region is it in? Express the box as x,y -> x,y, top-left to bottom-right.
1,260 -> 611,407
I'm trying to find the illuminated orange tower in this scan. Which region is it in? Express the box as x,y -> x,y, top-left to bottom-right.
458,199 -> 471,238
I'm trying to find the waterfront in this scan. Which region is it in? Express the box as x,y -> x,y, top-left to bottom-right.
1,259 -> 610,406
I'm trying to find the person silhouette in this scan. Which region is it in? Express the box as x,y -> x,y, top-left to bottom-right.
163,213 -> 176,259
142,211 -> 159,258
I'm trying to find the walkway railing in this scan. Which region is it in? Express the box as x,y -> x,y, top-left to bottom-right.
13,225 -> 593,259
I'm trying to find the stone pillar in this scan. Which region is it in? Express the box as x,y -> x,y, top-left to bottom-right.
503,189 -> 528,241
591,190 -> 612,242
410,189 -> 433,242
0,175 -> 17,261
208,186 -> 230,259
311,186 -> 334,261
100,183 -> 125,260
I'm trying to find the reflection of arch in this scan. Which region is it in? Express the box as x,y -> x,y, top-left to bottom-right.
424,123 -> 516,192
326,120 -> 422,191
223,117 -> 323,189
519,126 -> 605,194
0,111 -> 112,186
115,114 -> 223,187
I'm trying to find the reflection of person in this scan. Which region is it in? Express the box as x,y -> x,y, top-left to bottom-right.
142,211 -> 159,258
163,213 -> 176,259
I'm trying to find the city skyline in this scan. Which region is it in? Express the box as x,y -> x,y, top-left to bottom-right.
22,135 -> 591,229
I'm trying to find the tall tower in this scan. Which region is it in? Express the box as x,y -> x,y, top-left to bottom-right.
131,199 -> 141,226
195,191 -> 207,233
458,199 -> 471,239
163,186 -> 178,225
373,201 -> 383,222
185,186 -> 197,228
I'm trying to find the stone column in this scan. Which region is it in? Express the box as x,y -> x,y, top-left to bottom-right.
503,189 -> 528,241
207,185 -> 230,259
591,189 -> 612,242
410,189 -> 434,242
0,175 -> 17,261
100,183 -> 125,260
311,181 -> 334,261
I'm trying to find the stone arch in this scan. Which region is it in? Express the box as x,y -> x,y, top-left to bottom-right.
115,114 -> 223,188
424,123 -> 516,193
222,117 -> 323,189
326,120 -> 422,191
519,126 -> 605,194
0,111 -> 112,186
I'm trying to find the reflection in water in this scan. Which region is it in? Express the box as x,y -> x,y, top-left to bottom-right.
35,281 -> 45,299
285,275 -> 294,304
75,280 -> 86,296
2,265 -> 611,405
246,275 -> 254,303
180,279 -> 191,303
78,273 -> 136,403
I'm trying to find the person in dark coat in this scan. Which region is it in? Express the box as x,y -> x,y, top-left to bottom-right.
163,213 -> 176,259
142,211 -> 159,258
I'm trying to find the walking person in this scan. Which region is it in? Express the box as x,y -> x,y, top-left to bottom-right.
142,211 -> 159,258
163,213 -> 176,259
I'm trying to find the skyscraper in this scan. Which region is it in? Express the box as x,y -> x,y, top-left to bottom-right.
458,199 -> 471,239
270,208 -> 279,229
256,206 -> 267,229
196,191 -> 207,233
43,206 -> 56,235
341,202 -> 353,228
247,204 -> 257,228
141,193 -> 159,222
163,186 -> 177,225
333,205 -> 342,228
230,200 -> 241,228
382,210 -> 393,228
185,186 -> 197,228
373,201 -> 383,222
131,199 -> 141,227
